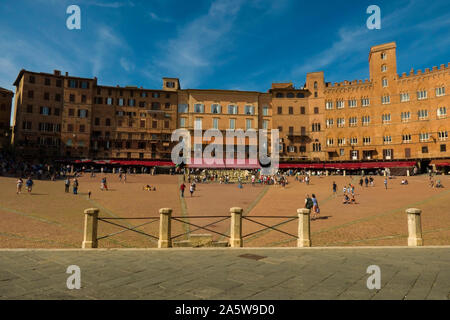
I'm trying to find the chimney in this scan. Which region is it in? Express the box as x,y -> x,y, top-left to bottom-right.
54,70 -> 61,76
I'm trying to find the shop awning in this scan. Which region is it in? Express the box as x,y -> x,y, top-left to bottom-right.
324,161 -> 416,169
430,159 -> 450,167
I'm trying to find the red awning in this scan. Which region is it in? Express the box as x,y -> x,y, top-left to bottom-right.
430,160 -> 450,167
279,163 -> 324,169
324,161 -> 416,169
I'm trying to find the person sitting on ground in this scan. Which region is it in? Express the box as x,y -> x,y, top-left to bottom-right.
351,194 -> 356,204
343,194 -> 350,204
143,185 -> 152,191
435,180 -> 443,188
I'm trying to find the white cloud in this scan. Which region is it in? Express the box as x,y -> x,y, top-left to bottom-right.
149,0 -> 246,87
148,12 -> 173,23
91,26 -> 127,75
290,0 -> 447,81
120,57 -> 134,72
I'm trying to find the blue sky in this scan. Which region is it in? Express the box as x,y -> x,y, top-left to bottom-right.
0,0 -> 449,92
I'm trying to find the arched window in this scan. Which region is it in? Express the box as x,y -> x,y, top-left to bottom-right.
286,92 -> 294,98
275,93 -> 284,98
314,81 -> 318,89
296,93 -> 305,98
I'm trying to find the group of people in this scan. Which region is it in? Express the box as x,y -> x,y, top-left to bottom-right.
16,177 -> 34,194
64,177 -> 79,194
180,181 -> 196,197
143,185 -> 156,191
304,194 -> 320,220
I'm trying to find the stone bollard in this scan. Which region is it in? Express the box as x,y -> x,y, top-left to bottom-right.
406,208 -> 423,246
297,209 -> 311,247
230,207 -> 243,247
325,170 -> 329,177
407,169 -> 410,177
113,168 -> 116,174
343,170 -> 346,177
82,208 -> 99,248
158,208 -> 172,248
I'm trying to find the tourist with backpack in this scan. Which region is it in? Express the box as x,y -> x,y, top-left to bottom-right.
305,194 -> 314,212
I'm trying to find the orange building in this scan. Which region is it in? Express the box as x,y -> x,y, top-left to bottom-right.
322,42 -> 449,165
10,42 -> 450,168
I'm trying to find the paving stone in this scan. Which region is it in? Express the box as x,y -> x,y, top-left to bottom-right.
0,248 -> 449,300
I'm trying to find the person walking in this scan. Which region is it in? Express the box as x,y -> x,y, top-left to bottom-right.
64,177 -> 70,193
180,183 -> 186,198
26,177 -> 33,193
16,178 -> 23,194
332,181 -> 337,196
304,194 -> 314,211
384,178 -> 388,190
311,194 -> 320,220
73,178 -> 79,195
365,176 -> 369,187
359,177 -> 364,187
189,183 -> 194,197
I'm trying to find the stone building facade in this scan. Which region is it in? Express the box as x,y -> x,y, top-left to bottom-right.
0,87 -> 13,149
10,42 -> 449,164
